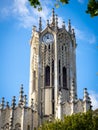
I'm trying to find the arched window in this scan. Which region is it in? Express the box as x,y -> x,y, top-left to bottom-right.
63,67 -> 67,89
45,66 -> 50,86
48,44 -> 50,50
59,60 -> 60,73
52,60 -> 54,86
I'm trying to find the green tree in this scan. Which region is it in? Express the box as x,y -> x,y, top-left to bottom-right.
28,0 -> 98,17
38,111 -> 98,130
86,0 -> 98,17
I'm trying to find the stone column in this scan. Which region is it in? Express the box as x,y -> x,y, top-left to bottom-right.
58,91 -> 62,119
50,44 -> 52,114
29,43 -> 33,106
54,33 -> 58,118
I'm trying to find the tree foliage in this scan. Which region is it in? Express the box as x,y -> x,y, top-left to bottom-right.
28,0 -> 98,17
86,0 -> 98,17
38,111 -> 98,130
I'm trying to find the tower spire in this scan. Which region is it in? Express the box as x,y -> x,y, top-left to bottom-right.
47,19 -> 49,26
39,17 -> 42,32
83,88 -> 90,102
6,102 -> 9,108
23,95 -> 27,107
55,14 -> 58,29
51,8 -> 55,26
62,21 -> 65,29
11,96 -> 16,109
18,84 -> 24,106
72,29 -> 75,37
1,97 -> 5,109
68,19 -> 72,33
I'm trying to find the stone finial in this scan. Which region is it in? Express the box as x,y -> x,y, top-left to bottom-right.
83,88 -> 89,101
55,15 -> 58,28
47,20 -> 49,26
1,97 -> 5,109
32,26 -> 37,32
51,8 -> 55,26
11,96 -> 16,109
62,21 -> 65,29
72,29 -> 75,37
39,17 -> 42,32
31,98 -> 34,110
68,19 -> 72,33
23,95 -> 27,107
6,102 -> 9,108
18,84 -> 24,106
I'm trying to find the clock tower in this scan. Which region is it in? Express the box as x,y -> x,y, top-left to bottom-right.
0,8 -> 92,130
29,8 -> 91,125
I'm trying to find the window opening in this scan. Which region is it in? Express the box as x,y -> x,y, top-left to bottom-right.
63,67 -> 67,89
45,66 -> 50,86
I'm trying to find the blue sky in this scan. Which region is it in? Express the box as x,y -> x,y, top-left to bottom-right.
0,0 -> 98,109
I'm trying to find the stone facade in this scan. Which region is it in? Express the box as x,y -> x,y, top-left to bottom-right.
0,9 -> 92,130
0,85 -> 38,130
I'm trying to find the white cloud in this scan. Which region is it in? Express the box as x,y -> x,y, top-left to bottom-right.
74,27 -> 97,44
0,0 -> 52,28
1,0 -> 97,44
89,91 -> 98,110
13,0 -> 29,15
58,16 -> 64,28
33,6 -> 51,22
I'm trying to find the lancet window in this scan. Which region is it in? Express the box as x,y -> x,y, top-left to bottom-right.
52,60 -> 54,86
45,66 -> 50,86
63,67 -> 67,89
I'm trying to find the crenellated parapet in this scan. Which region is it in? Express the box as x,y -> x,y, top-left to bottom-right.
0,85 -> 38,130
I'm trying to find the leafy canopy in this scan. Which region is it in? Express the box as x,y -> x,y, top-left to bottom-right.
38,111 -> 98,130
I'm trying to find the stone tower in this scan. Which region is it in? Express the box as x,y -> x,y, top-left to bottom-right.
0,8 -> 92,130
29,8 -> 91,125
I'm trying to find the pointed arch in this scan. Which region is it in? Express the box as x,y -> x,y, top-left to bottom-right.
45,66 -> 50,86
59,60 -> 60,73
52,60 -> 54,86
63,67 -> 67,89
48,44 -> 50,50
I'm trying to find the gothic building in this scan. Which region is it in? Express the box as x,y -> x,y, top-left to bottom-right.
0,9 -> 91,130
